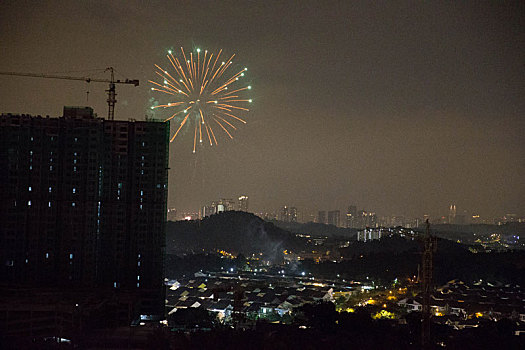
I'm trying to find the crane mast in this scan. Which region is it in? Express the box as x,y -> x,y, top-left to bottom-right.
421,219 -> 437,349
0,67 -> 139,120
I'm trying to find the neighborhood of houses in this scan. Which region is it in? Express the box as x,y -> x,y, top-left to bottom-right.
165,272 -> 525,335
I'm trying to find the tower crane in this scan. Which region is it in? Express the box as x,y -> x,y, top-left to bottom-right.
0,67 -> 139,120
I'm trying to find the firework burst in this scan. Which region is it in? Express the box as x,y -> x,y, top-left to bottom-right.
150,47 -> 252,153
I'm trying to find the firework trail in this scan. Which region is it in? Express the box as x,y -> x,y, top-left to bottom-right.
150,47 -> 252,153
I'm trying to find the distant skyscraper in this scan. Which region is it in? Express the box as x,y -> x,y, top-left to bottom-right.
200,205 -> 215,218
448,204 -> 456,224
317,210 -> 326,224
0,107 -> 169,315
289,207 -> 298,222
238,195 -> 249,211
220,198 -> 235,211
167,208 -> 177,221
346,205 -> 357,228
279,206 -> 289,222
327,210 -> 340,227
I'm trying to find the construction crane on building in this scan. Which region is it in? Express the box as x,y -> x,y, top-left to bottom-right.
0,67 -> 139,120
421,219 -> 437,349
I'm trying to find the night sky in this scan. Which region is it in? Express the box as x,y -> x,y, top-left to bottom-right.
1,1 -> 523,219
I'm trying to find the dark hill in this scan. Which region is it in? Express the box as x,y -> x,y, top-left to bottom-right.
166,211 -> 306,261
270,220 -> 358,238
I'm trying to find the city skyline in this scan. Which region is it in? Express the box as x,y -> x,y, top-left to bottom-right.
1,1 -> 523,218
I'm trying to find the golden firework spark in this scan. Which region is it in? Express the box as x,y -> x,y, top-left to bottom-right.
150,47 -> 252,153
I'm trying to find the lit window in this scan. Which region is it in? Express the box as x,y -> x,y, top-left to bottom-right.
73,159 -> 77,164
49,165 -> 53,171
138,261 -> 141,266
137,283 -> 140,288
114,282 -> 117,288
46,253 -> 49,259
137,275 -> 140,281
28,186 -> 32,191
29,165 -> 32,170
29,151 -> 33,155
72,202 -> 75,207
49,187 -> 52,192
69,253 -> 73,259
72,188 -> 76,194
140,190 -> 144,196
48,201 -> 51,208
30,137 -> 34,141
28,200 -> 31,206
74,137 -> 78,142
140,204 -> 143,210
73,166 -> 77,172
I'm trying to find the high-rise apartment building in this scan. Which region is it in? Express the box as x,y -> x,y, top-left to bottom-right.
346,205 -> 357,228
238,195 -> 249,212
327,210 -> 340,227
448,204 -> 456,224
317,211 -> 326,224
0,107 -> 169,316
289,207 -> 298,222
279,206 -> 289,222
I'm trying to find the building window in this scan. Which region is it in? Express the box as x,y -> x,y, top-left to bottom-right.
49,187 -> 52,192
72,202 -> 76,207
48,201 -> 52,208
72,188 -> 76,194
69,253 -> 73,259
45,253 -> 49,259
28,200 -> 31,206
28,186 -> 32,191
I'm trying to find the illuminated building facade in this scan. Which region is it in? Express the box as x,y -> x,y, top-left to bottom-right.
346,205 -> 357,228
238,195 -> 249,212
